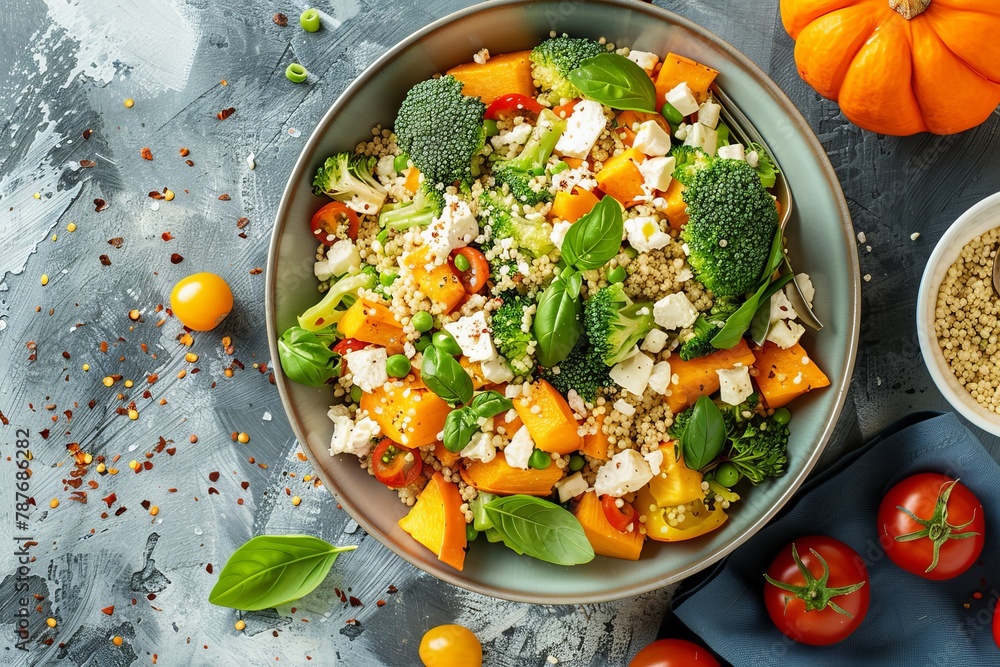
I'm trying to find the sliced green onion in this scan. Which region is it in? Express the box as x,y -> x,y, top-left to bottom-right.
380,271 -> 398,287
299,8 -> 321,32
285,63 -> 308,83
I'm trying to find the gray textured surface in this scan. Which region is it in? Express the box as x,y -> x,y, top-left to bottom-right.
1,1 -> 998,665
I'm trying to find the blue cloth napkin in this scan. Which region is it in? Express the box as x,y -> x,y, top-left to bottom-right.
673,412 -> 1000,666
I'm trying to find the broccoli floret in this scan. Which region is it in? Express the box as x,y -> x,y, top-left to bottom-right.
540,333 -> 612,402
530,36 -> 606,105
725,414 -> 790,485
479,191 -> 555,258
296,271 -> 376,332
490,291 -> 536,376
677,298 -> 743,361
491,109 -> 566,206
583,283 -> 655,366
377,182 -> 445,230
669,145 -> 713,187
394,75 -> 486,186
747,142 -> 780,189
311,152 -> 388,216
681,158 -> 778,297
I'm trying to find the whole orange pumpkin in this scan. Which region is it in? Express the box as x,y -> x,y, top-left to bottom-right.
781,0 -> 1000,135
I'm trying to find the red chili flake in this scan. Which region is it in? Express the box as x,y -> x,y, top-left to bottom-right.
376,600 -> 386,607
83,129 -> 93,141
143,461 -> 152,470
140,500 -> 150,510
185,159 -> 194,167
387,585 -> 398,594
208,471 -> 220,482
99,254 -> 111,266
69,491 -> 87,503
208,487 -> 219,495
237,498 -> 244,505
88,399 -> 96,409
348,596 -> 362,607
168,488 -> 177,493
206,563 -> 213,574
148,191 -> 164,200
114,506 -> 128,516
64,410 -> 72,421
166,447 -> 176,456
62,351 -> 71,359
216,107 -> 236,121
249,267 -> 263,275
38,428 -> 50,439
240,481 -> 249,490
94,198 -> 108,212
237,232 -> 247,240
103,493 -> 117,507
258,363 -> 268,373
973,591 -> 984,600
147,593 -> 156,601
236,217 -> 250,229
66,478 -> 83,489
140,147 -> 153,160
0,410 -> 8,426
79,159 -> 96,168
87,480 -> 99,489
179,147 -> 190,157
268,372 -> 276,385
218,193 -> 231,201
108,237 -> 124,249
273,13 -> 288,26
170,253 -> 184,264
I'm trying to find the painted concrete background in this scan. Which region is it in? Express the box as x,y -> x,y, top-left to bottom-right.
1,0 -> 999,665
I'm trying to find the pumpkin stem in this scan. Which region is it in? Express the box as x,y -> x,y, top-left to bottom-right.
890,0 -> 930,19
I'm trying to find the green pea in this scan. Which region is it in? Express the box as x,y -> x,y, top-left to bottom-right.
528,449 -> 551,470
624,246 -> 639,259
385,354 -> 411,378
607,266 -> 627,284
380,271 -> 398,287
550,161 -> 569,175
414,333 -> 433,352
411,311 -> 433,333
568,454 -> 585,472
714,462 -> 741,488
285,63 -> 308,84
772,407 -> 791,426
299,8 -> 321,32
661,101 -> 683,126
393,154 -> 410,173
483,119 -> 499,137
432,330 -> 462,356
453,253 -> 471,272
466,524 -> 479,542
350,386 -> 362,403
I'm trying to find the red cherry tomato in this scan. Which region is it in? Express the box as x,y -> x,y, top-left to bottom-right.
448,247 -> 489,294
877,473 -> 985,580
763,536 -> 870,646
601,495 -> 637,533
552,98 -> 580,119
372,438 -> 422,488
311,201 -> 359,246
628,638 -> 720,667
333,338 -> 368,356
484,93 -> 543,120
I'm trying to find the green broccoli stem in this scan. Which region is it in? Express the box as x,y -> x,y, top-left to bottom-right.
378,203 -> 435,230
508,109 -> 565,170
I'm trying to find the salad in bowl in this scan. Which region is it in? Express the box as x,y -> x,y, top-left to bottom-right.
276,34 -> 830,571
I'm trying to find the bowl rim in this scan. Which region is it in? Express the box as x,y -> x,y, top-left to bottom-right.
916,191 -> 1000,436
265,0 -> 860,603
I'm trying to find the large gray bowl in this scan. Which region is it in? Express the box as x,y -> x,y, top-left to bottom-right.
266,0 -> 859,603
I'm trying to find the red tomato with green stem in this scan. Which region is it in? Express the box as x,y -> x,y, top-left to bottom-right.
371,439 -> 422,488
601,495 -> 637,533
311,201 -> 359,245
877,473 -> 985,580
763,536 -> 870,646
628,638 -> 719,667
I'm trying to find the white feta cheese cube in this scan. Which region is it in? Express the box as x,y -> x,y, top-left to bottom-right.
632,120 -> 672,157
328,409 -> 355,456
717,365 -> 753,406
697,101 -> 721,129
653,293 -> 699,330
609,352 -> 654,396
327,405 -> 351,420
550,220 -> 573,248
716,143 -> 746,161
674,122 -> 689,141
376,154 -> 397,178
767,319 -> 806,349
641,329 -> 669,354
625,215 -> 671,253
627,50 -> 659,72
665,82 -> 699,117
314,259 -> 334,282
746,150 -> 760,168
555,99 -> 607,159
684,122 -> 719,157
647,361 -> 672,395
343,416 -> 380,457
490,122 -> 533,149
793,273 -> 815,308
644,448 -> 664,476
420,193 -> 479,263
594,450 -> 653,498
326,241 -> 362,277
613,398 -> 636,417
345,347 -> 388,393
460,431 -> 496,463
769,289 -> 798,322
567,389 -> 587,418
481,356 -> 514,384
554,472 -> 589,503
504,383 -> 522,399
505,425 -> 535,470
637,156 -> 675,193
444,311 -> 496,363
676,265 -> 694,283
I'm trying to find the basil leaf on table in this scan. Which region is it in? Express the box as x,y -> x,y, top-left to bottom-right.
560,197 -> 624,271
468,390 -> 513,419
532,272 -> 583,367
484,495 -> 594,566
443,407 -> 480,453
277,326 -> 341,386
567,53 -> 657,113
680,395 -> 727,471
420,346 -> 474,406
208,535 -> 356,611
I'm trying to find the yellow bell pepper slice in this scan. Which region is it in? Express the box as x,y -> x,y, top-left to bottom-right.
646,442 -> 705,508
638,487 -> 728,542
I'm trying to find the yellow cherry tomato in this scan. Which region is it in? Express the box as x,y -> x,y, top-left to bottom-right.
170,272 -> 233,331
419,624 -> 482,667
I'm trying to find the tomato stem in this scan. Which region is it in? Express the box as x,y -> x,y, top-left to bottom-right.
763,543 -> 866,618
893,478 -> 981,573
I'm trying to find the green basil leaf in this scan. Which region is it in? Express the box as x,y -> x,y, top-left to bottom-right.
567,53 -> 657,113
712,273 -> 794,349
420,346 -> 474,406
681,396 -> 727,471
484,495 -> 594,566
750,297 -> 773,347
532,273 -> 583,367
560,197 -> 624,271
443,407 -> 480,453
277,326 -> 341,386
761,224 -> 785,283
208,535 -> 356,611
468,390 -> 513,419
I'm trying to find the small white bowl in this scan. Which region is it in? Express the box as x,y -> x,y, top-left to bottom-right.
917,192 -> 1000,436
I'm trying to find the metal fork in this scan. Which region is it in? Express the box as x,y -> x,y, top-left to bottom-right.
711,85 -> 823,331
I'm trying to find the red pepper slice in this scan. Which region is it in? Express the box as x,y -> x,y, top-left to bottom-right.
485,93 -> 544,120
